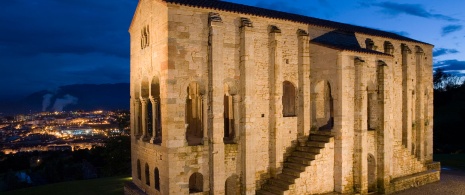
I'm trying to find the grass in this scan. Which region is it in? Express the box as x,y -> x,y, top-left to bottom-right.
2,175 -> 131,195
434,153 -> 465,170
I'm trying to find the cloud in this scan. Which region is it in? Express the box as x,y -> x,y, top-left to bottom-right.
388,30 -> 410,37
434,60 -> 465,76
433,48 -> 459,57
368,2 -> 459,22
441,25 -> 463,36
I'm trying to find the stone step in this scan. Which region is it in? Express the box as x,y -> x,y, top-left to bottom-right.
288,156 -> 314,165
295,146 -> 322,153
291,151 -> 318,159
277,173 -> 298,183
310,130 -> 334,136
284,162 -> 307,171
282,167 -> 303,177
268,178 -> 294,190
256,189 -> 278,195
262,184 -> 287,194
303,140 -> 327,148
309,134 -> 332,142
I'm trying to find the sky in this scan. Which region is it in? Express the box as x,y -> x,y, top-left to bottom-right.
1,0 -> 464,100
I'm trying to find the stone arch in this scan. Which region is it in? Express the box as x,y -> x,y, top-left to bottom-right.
141,77 -> 150,98
314,80 -> 334,130
150,75 -> 162,144
145,163 -> 150,186
154,167 -> 160,191
188,172 -> 203,193
384,41 -> 394,55
225,174 -> 239,195
368,154 -> 376,192
283,81 -> 296,117
137,159 -> 141,180
186,82 -> 203,146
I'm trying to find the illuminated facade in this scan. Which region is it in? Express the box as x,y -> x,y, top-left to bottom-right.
126,0 -> 439,194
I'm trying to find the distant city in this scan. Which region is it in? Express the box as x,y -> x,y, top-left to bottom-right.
0,110 -> 130,154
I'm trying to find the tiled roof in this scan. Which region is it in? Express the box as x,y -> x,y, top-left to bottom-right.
165,0 -> 431,45
311,30 -> 392,56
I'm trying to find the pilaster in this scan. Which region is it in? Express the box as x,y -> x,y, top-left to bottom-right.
239,17 -> 256,195
208,12 -> 226,194
297,29 -> 310,139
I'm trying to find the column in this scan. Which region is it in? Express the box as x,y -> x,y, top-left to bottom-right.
232,95 -> 240,143
150,96 -> 158,143
133,98 -> 141,137
208,12 -> 225,195
140,98 -> 148,141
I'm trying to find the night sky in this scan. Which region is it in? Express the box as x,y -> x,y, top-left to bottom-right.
1,0 -> 464,100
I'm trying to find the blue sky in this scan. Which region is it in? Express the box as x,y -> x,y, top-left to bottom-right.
0,0 -> 464,99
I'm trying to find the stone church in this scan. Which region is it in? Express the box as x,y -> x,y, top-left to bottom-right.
125,0 -> 440,194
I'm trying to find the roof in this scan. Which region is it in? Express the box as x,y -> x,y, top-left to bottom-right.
311,30 -> 392,56
164,0 -> 431,46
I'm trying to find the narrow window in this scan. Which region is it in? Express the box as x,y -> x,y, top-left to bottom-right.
282,81 -> 296,117
145,163 -> 150,186
137,160 -> 141,180
154,167 -> 160,191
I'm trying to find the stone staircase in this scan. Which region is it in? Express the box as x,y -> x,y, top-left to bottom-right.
256,131 -> 334,195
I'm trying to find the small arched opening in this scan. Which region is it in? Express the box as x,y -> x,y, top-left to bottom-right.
368,154 -> 376,192
189,172 -> 203,193
223,84 -> 235,143
137,159 -> 141,180
315,81 -> 334,130
225,174 -> 239,195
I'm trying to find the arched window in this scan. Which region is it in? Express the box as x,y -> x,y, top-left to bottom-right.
186,82 -> 203,146
151,76 -> 162,144
154,167 -> 160,191
137,160 -> 141,180
145,163 -> 150,186
189,172 -> 203,193
282,81 -> 296,117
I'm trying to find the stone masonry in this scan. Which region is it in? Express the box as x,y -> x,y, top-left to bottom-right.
125,0 -> 439,194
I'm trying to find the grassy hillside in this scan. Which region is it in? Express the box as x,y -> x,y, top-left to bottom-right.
3,175 -> 131,195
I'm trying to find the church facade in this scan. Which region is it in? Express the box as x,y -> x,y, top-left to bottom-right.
125,0 -> 439,194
